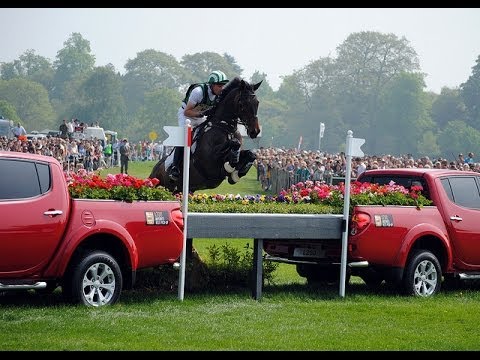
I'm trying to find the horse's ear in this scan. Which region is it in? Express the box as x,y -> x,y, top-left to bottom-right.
253,80 -> 263,91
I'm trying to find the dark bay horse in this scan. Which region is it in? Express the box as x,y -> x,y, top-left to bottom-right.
150,77 -> 262,194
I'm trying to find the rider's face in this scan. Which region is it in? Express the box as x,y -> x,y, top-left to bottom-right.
212,83 -> 224,95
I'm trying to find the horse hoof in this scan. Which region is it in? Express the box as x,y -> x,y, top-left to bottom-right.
231,170 -> 240,182
224,162 -> 235,173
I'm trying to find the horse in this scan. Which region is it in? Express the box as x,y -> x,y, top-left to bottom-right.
150,77 -> 262,194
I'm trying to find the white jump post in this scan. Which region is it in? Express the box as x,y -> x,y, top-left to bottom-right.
339,130 -> 365,298
162,120 -> 192,301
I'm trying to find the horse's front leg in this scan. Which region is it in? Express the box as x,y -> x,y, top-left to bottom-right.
227,150 -> 256,184
223,135 -> 241,174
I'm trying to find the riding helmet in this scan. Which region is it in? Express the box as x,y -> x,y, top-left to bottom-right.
207,70 -> 229,85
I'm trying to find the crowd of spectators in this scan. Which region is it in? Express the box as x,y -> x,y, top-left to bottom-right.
3,122 -> 479,186
0,117 -> 168,173
0,134 -> 169,172
254,147 -> 480,191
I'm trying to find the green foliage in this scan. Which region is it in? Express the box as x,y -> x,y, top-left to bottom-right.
189,201 -> 341,214
134,241 -> 279,292
0,78 -> 56,129
460,54 -> 480,127
75,66 -> 126,130
205,242 -> 278,288
123,49 -> 188,115
180,51 -> 242,84
0,99 -> 21,123
438,120 -> 480,159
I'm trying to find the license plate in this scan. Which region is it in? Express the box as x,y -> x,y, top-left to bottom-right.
293,247 -> 325,258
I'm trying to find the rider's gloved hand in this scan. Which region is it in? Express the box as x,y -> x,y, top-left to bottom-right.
199,108 -> 214,118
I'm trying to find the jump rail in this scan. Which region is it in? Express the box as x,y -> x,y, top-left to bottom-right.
186,212 -> 344,300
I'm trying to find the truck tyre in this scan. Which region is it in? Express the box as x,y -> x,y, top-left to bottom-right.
403,250 -> 442,297
65,251 -> 123,307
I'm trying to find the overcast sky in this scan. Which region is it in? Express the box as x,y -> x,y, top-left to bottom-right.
1,8 -> 479,92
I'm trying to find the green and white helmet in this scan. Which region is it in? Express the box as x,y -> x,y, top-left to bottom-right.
207,70 -> 229,85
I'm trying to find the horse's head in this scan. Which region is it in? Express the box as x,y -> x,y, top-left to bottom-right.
235,79 -> 262,138
215,77 -> 262,139
237,80 -> 262,139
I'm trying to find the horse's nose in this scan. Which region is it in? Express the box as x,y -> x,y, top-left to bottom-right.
249,118 -> 261,138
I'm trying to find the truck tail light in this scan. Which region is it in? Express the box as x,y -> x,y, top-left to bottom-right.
350,212 -> 370,235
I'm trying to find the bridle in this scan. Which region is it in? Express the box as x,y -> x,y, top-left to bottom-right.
233,88 -> 259,130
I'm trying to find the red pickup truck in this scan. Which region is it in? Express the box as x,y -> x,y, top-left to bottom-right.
264,168 -> 480,297
0,151 -> 184,306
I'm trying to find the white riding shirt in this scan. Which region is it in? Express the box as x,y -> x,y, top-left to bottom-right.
177,85 -> 217,127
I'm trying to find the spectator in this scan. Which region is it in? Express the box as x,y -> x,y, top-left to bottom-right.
465,152 -> 475,165
12,123 -> 27,139
295,161 -> 311,183
119,138 -> 130,174
59,119 -> 69,139
67,119 -> 74,139
356,157 -> 367,177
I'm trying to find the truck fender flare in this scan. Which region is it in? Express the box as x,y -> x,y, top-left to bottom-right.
45,219 -> 138,277
395,222 -> 452,269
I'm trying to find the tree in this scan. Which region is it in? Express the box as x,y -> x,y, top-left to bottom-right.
430,87 -> 466,129
334,31 -> 421,148
71,66 -> 126,130
181,52 -> 242,84
123,49 -> 187,116
460,54 -> 480,129
0,100 -> 21,123
375,72 -> 433,156
0,78 -> 56,130
52,32 -> 95,100
1,50 -> 55,92
249,71 -> 274,100
438,120 -> 480,158
126,87 -> 181,142
417,130 -> 441,158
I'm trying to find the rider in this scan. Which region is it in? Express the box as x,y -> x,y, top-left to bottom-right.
168,70 -> 229,181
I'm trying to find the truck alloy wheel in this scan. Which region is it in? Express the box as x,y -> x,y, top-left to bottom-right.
404,250 -> 442,297
68,251 -> 123,307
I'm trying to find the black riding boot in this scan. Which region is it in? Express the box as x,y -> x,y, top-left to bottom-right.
169,147 -> 184,181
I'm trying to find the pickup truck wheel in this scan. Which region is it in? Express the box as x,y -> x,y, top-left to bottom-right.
403,250 -> 442,297
66,251 -> 123,307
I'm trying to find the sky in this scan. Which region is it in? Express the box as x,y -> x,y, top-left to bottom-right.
1,8 -> 479,93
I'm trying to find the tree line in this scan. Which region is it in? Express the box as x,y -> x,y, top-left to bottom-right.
1,31 -> 479,160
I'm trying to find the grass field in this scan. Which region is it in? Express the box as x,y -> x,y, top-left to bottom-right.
1,161 -> 480,350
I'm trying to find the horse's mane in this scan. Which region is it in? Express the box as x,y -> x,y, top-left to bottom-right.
216,76 -> 243,103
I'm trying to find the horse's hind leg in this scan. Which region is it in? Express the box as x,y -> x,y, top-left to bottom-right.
228,150 -> 256,183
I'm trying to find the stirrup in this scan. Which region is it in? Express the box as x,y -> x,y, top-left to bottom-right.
224,161 -> 235,173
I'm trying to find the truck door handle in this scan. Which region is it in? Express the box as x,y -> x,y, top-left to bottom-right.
44,210 -> 63,217
450,215 -> 463,222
